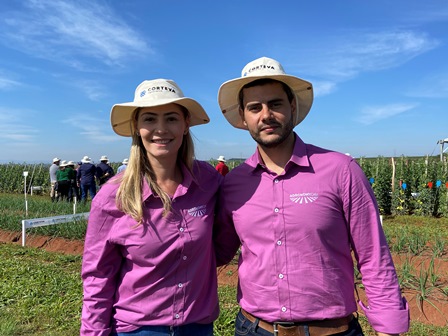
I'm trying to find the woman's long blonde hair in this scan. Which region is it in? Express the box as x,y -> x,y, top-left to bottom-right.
115,105 -> 194,224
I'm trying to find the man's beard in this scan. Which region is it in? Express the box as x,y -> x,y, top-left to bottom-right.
249,116 -> 294,149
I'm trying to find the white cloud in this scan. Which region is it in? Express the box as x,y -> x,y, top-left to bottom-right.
0,0 -> 151,69
0,77 -> 21,90
0,108 -> 38,142
357,103 -> 417,125
73,80 -> 107,101
313,81 -> 337,97
406,72 -> 448,98
290,30 -> 439,82
63,114 -> 119,142
329,31 -> 438,79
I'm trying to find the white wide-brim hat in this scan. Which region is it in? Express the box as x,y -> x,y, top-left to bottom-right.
52,157 -> 60,163
81,156 -> 92,164
60,160 -> 68,167
100,155 -> 109,162
111,78 -> 210,137
217,155 -> 226,162
122,158 -> 129,164
218,57 -> 314,130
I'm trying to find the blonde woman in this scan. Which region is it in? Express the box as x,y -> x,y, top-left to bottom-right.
81,79 -> 221,336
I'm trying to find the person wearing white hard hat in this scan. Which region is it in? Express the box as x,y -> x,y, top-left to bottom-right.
49,157 -> 61,202
55,160 -> 72,201
117,158 -> 129,173
215,155 -> 229,176
214,57 -> 409,336
81,78 -> 222,336
77,156 -> 97,202
96,155 -> 115,187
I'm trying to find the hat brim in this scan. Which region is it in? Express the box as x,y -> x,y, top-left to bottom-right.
218,74 -> 313,130
111,97 -> 210,137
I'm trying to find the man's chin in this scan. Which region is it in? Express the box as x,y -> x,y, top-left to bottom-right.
253,134 -> 284,148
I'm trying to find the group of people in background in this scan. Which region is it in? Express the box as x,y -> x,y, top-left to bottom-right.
49,155 -> 128,203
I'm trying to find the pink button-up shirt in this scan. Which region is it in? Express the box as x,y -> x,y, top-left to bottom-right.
214,134 -> 409,335
81,161 -> 221,335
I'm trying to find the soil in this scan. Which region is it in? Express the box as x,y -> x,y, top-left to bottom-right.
1,229 -> 447,328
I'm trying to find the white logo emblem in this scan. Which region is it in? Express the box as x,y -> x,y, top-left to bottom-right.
188,205 -> 207,217
290,193 -> 319,204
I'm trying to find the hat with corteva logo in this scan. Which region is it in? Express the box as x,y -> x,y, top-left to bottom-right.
111,78 -> 210,137
218,57 -> 314,130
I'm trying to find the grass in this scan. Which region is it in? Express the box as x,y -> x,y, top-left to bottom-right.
1,243 -> 448,335
0,193 -> 89,240
0,244 -> 82,336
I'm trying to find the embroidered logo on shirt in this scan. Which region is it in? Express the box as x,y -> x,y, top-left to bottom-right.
290,193 -> 319,204
187,205 -> 207,217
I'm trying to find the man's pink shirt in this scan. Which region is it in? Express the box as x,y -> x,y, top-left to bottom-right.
214,134 -> 409,335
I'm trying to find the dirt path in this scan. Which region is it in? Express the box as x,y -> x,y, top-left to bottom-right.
1,229 -> 447,327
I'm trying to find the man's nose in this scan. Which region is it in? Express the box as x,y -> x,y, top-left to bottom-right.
260,104 -> 274,120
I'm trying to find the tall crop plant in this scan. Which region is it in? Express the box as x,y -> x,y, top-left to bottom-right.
3,157 -> 448,218
0,163 -> 50,193
361,157 -> 393,215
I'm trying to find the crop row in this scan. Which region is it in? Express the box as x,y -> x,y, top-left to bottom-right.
1,156 -> 448,216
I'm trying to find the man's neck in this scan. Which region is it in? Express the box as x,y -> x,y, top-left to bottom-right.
258,133 -> 295,175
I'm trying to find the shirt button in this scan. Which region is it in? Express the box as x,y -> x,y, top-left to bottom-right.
175,314 -> 180,319
281,307 -> 287,312
183,255 -> 187,260
277,240 -> 282,246
279,274 -> 284,279
179,227 -> 184,232
274,179 -> 279,183
274,208 -> 279,213
178,283 -> 183,288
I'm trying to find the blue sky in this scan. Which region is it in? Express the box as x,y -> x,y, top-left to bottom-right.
1,0 -> 447,164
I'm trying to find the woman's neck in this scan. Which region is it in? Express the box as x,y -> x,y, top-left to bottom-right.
150,158 -> 183,196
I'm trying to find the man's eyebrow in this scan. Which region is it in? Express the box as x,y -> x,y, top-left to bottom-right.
246,98 -> 284,106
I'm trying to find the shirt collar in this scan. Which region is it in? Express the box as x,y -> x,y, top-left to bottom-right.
141,161 -> 193,201
246,132 -> 311,173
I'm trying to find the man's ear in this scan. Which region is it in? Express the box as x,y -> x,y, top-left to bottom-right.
239,108 -> 248,127
291,98 -> 297,124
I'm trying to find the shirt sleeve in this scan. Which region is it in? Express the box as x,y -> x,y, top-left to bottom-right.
343,160 -> 410,334
213,184 -> 241,267
80,197 -> 122,336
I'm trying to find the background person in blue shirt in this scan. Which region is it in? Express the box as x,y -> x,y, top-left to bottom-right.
77,156 -> 97,202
